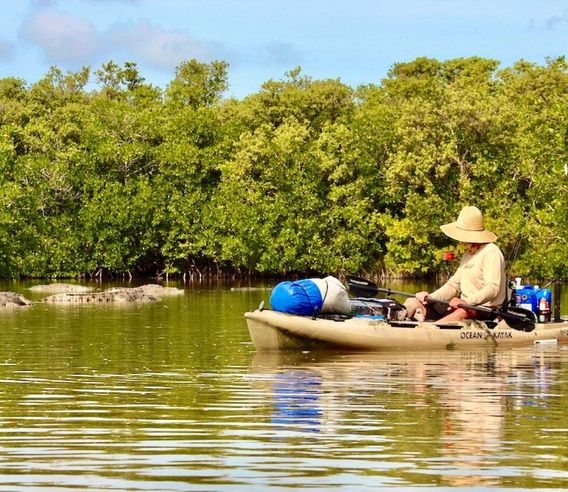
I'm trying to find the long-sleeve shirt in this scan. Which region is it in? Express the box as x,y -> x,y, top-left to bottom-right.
429,242 -> 506,308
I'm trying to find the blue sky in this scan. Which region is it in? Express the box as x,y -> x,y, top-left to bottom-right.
0,0 -> 566,99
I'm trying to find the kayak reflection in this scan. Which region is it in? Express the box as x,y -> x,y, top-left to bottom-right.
250,348 -> 562,486
271,369 -> 323,432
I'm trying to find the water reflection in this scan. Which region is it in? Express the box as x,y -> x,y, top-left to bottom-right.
272,370 -> 323,432
437,358 -> 506,486
250,347 -> 568,487
1,281 -> 567,490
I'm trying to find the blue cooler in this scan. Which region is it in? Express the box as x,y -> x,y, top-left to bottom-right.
515,285 -> 537,313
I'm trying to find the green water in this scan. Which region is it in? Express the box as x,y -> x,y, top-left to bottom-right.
1,280 -> 567,490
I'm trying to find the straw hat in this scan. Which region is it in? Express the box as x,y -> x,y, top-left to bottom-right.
440,206 -> 497,243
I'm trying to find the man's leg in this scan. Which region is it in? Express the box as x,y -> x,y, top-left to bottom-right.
437,307 -> 469,322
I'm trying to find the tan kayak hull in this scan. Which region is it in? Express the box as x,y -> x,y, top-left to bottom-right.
245,309 -> 568,351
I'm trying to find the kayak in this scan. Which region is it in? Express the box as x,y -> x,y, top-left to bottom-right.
245,309 -> 568,351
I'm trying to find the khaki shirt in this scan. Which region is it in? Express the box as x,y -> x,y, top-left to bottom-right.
430,242 -> 506,308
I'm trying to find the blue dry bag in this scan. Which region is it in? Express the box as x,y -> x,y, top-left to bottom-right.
270,280 -> 323,315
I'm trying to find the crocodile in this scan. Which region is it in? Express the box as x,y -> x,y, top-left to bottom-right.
28,283 -> 95,294
40,284 -> 183,304
0,292 -> 33,307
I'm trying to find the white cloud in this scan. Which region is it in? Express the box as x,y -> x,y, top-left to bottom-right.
22,11 -> 99,63
106,20 -> 216,70
20,9 -> 228,75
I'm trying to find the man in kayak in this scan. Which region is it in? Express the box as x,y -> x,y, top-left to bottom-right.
404,206 -> 506,322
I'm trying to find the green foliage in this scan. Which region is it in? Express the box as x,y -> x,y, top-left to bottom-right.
241,67 -> 354,132
165,59 -> 228,108
78,178 -> 158,273
0,57 -> 566,279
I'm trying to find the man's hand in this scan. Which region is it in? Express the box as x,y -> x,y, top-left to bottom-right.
448,297 -> 465,310
415,291 -> 430,304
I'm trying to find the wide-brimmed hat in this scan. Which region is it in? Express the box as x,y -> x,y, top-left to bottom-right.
440,206 -> 497,243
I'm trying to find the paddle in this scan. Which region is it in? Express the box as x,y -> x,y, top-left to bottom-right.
346,275 -> 536,332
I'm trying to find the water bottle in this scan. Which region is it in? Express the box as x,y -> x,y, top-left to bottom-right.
537,288 -> 552,323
